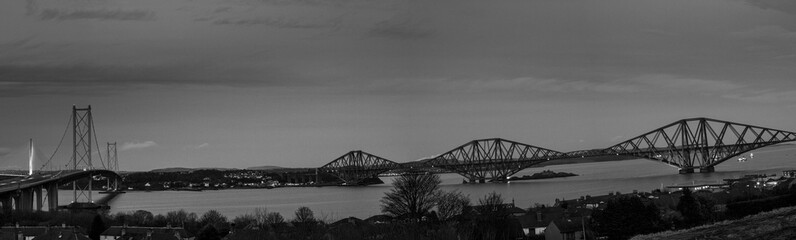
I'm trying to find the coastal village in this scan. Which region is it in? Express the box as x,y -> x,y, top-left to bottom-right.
5,169 -> 796,240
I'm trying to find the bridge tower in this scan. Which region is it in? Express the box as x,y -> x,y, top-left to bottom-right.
72,105 -> 95,203
106,142 -> 119,190
107,142 -> 118,172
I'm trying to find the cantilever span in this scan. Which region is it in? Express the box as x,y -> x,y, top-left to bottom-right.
319,150 -> 401,185
426,138 -> 566,183
305,118 -> 796,184
0,169 -> 121,212
604,117 -> 796,173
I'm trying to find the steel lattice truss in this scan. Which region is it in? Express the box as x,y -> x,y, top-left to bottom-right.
73,106 -> 93,170
72,106 -> 95,203
107,142 -> 118,171
605,118 -> 796,171
320,150 -> 401,184
426,138 -> 566,182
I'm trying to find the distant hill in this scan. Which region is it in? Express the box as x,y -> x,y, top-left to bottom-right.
150,167 -> 195,173
248,165 -> 285,170
150,167 -> 238,173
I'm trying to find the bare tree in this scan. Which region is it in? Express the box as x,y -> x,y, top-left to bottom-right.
293,206 -> 315,223
380,174 -> 442,220
199,209 -> 228,229
436,190 -> 471,221
478,191 -> 506,216
264,212 -> 285,226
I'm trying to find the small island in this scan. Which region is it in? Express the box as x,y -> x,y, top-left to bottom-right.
502,169 -> 577,182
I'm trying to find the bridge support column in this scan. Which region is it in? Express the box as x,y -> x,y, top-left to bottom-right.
47,183 -> 59,212
20,188 -> 34,212
12,192 -> 21,211
0,193 -> 11,212
35,186 -> 43,211
699,166 -> 715,173
679,168 -> 695,174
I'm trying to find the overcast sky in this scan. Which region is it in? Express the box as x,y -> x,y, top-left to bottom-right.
1,0 -> 795,171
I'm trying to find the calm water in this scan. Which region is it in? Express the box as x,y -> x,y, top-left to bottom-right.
99,145 -> 796,220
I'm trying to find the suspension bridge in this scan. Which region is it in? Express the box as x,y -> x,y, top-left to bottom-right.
0,106 -> 122,212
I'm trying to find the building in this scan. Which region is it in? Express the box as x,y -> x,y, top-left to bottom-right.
1,225 -> 85,240
100,226 -> 193,240
783,170 -> 796,178
518,207 -> 563,236
1,226 -> 91,240
545,216 -> 588,240
31,228 -> 90,240
222,229 -> 270,240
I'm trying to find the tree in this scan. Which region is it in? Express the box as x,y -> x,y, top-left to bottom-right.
197,224 -> 221,240
477,191 -> 506,217
88,215 -> 106,240
676,189 -> 714,227
591,195 -> 666,240
380,174 -> 442,220
131,210 -> 154,226
293,206 -> 315,224
264,212 -> 285,226
199,210 -> 228,229
436,190 -> 471,221
166,209 -> 198,227
232,214 -> 257,229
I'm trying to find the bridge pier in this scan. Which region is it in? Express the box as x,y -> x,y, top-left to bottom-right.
679,168 -> 695,174
0,193 -> 11,212
47,183 -> 59,212
12,192 -> 21,211
34,186 -> 43,211
699,166 -> 715,173
20,188 -> 34,212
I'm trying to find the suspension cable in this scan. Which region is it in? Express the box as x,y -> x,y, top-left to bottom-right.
92,115 -> 106,170
40,113 -> 71,171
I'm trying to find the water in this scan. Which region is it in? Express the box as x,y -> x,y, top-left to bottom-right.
103,145 -> 796,220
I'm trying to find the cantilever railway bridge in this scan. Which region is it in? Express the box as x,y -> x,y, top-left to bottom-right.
319,118 -> 796,184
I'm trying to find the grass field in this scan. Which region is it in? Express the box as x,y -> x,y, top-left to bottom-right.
631,206 -> 796,240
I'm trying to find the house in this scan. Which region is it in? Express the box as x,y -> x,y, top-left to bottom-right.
545,216 -> 588,240
222,229 -> 270,240
1,226 -> 47,240
0,225 -> 85,240
100,226 -> 193,240
518,207 -> 563,236
506,206 -> 527,217
32,228 -> 90,240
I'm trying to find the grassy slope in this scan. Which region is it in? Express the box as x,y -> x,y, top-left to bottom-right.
632,206 -> 796,240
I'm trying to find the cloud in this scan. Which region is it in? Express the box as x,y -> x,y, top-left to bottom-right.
0,147 -> 12,157
462,78 -> 640,94
189,143 -> 210,150
633,74 -> 745,92
211,17 -> 336,29
39,8 -> 155,21
368,16 -> 433,40
745,0 -> 796,15
120,141 -> 157,151
732,25 -> 796,40
723,90 -> 796,103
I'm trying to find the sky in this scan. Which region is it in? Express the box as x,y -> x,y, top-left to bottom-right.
1,0 -> 795,171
